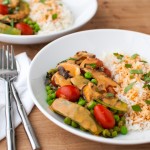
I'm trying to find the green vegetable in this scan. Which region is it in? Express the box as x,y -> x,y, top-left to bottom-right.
113,53 -> 124,60
0,22 -> 21,35
52,13 -> 58,20
40,0 -> 46,3
111,131 -> 118,137
64,117 -> 72,125
46,86 -> 51,91
10,19 -> 14,28
118,121 -> 124,127
106,93 -> 114,97
102,129 -> 111,137
87,101 -> 97,110
71,121 -> 79,128
113,126 -> 120,132
132,104 -> 142,112
86,63 -> 97,69
131,53 -> 139,59
120,126 -> 128,135
68,57 -> 77,60
84,72 -> 92,79
2,0 -> 10,5
124,81 -> 136,94
91,79 -> 98,85
125,64 -> 132,68
140,60 -> 147,63
130,69 -> 143,74
78,97 -> 86,106
145,100 -> 150,105
114,115 -> 120,122
47,99 -> 54,105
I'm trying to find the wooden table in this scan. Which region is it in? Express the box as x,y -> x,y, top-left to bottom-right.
1,0 -> 150,149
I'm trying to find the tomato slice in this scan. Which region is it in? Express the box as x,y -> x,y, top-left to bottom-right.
0,4 -> 9,15
94,104 -> 115,129
56,85 -> 80,102
15,23 -> 33,35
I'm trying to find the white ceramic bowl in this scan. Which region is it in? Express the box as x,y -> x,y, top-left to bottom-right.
0,0 -> 97,44
28,29 -> 150,145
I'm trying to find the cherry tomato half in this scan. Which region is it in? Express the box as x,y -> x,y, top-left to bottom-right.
103,67 -> 111,77
56,85 -> 80,102
0,4 -> 9,15
15,22 -> 33,35
94,104 -> 115,129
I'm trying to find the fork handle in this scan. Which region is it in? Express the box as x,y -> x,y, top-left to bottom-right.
5,81 -> 16,150
10,82 -> 40,150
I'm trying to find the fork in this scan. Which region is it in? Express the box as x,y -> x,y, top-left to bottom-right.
0,45 -> 16,150
0,46 -> 40,150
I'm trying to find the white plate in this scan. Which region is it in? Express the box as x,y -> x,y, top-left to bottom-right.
28,29 -> 150,145
0,0 -> 97,44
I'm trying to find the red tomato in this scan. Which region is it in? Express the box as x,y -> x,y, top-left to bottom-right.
56,85 -> 80,102
94,104 -> 115,129
103,67 -> 111,77
15,23 -> 33,35
0,4 -> 9,15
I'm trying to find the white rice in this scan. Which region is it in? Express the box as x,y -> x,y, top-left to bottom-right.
100,53 -> 150,131
28,0 -> 74,35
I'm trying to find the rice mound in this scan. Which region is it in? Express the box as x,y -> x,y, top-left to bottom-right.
29,0 -> 74,35
100,53 -> 150,131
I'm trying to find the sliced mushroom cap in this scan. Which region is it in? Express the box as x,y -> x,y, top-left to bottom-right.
51,98 -> 103,135
70,75 -> 89,90
57,62 -> 80,77
82,82 -> 102,102
84,68 -> 118,92
73,51 -> 95,65
80,57 -> 103,69
51,72 -> 72,87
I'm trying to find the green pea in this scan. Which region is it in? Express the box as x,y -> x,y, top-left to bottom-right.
118,120 -> 124,127
102,129 -> 111,137
121,116 -> 126,123
28,20 -> 32,25
91,78 -> 98,85
47,99 -> 54,105
113,126 -> 120,132
111,131 -> 118,137
84,72 -> 92,79
80,126 -> 86,131
78,98 -> 86,106
87,101 -> 97,110
49,93 -> 56,99
90,109 -> 94,115
64,117 -> 71,125
120,126 -> 128,135
71,121 -> 79,128
114,115 -> 120,122
47,90 -> 53,95
46,85 -> 51,91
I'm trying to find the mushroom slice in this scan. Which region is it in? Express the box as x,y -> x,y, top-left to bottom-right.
51,98 -> 103,135
80,57 -> 103,69
82,82 -> 102,102
70,75 -> 89,90
57,63 -> 80,77
96,98 -> 128,112
73,51 -> 96,65
51,72 -> 72,87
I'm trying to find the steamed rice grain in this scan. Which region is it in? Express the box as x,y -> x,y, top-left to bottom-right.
100,53 -> 150,131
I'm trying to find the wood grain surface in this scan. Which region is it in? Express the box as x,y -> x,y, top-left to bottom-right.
1,0 -> 150,149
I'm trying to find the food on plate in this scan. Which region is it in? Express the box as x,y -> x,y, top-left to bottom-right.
101,52 -> 150,131
0,0 -> 74,35
45,51 -> 129,138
